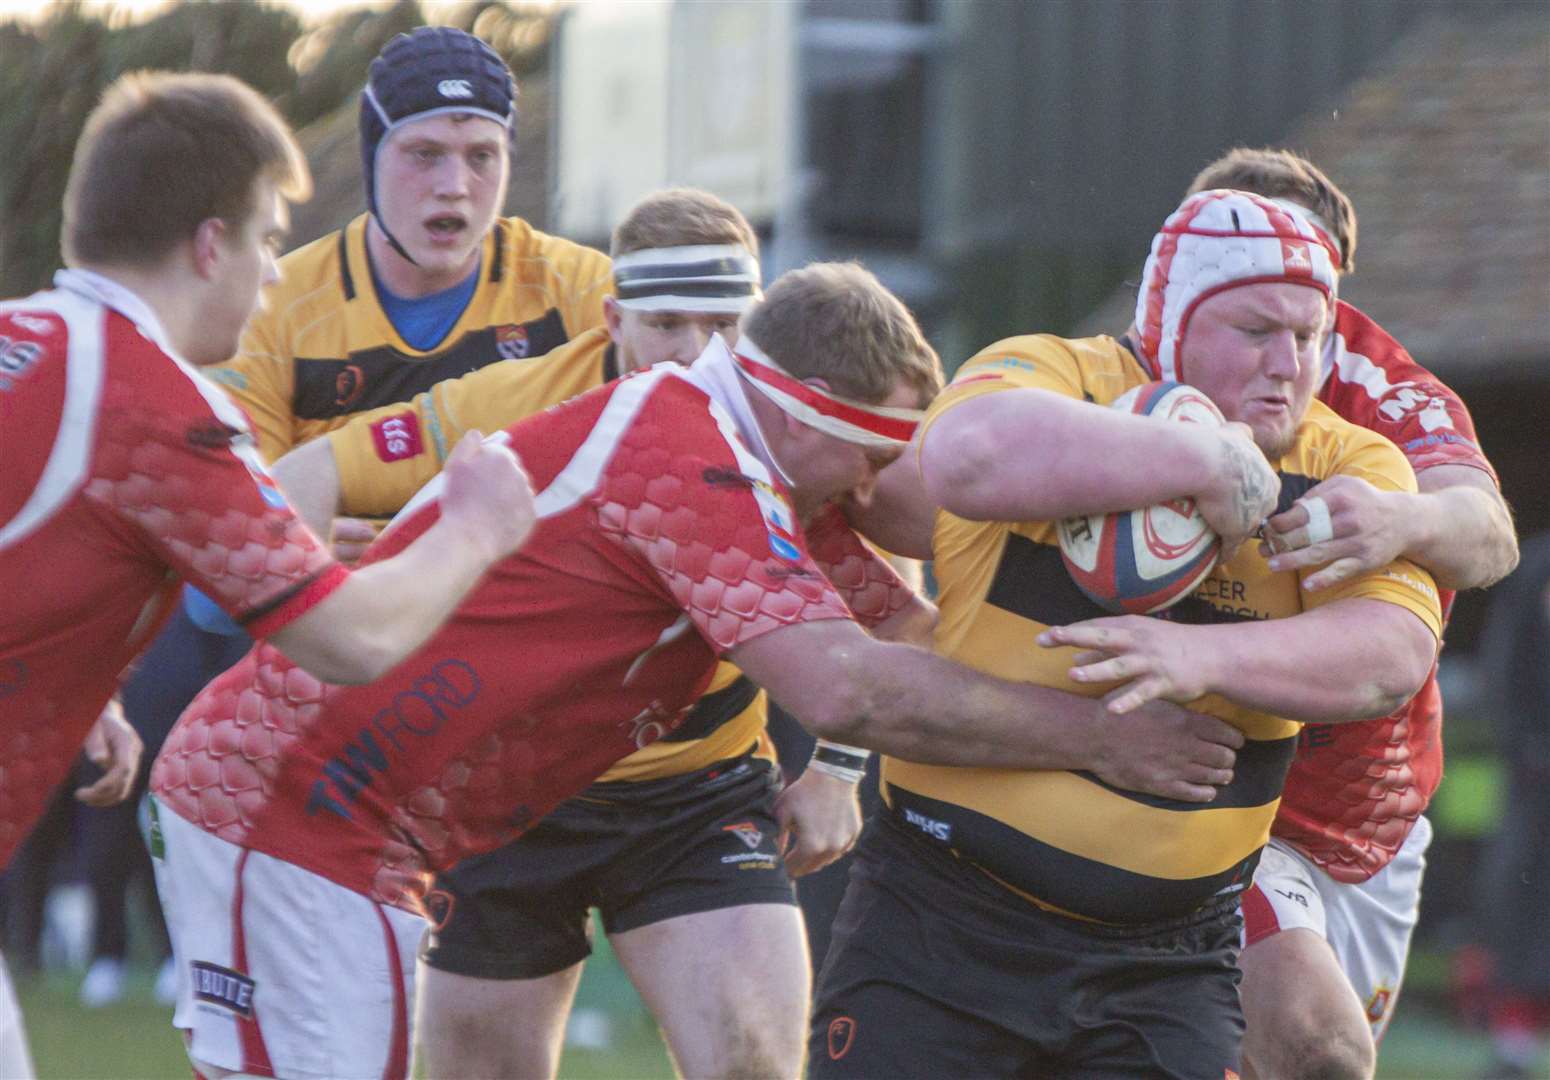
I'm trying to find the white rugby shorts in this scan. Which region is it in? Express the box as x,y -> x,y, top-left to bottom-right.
0,947 -> 36,1080
149,797 -> 425,1080
1241,814 -> 1432,1044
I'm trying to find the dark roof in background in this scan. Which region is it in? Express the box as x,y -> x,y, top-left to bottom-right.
1081,7 -> 1550,379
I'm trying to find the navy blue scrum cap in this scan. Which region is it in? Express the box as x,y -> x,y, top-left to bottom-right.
358,26 -> 516,253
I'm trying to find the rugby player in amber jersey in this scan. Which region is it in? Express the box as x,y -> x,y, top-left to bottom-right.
1183,149 -> 1518,1080
148,262 -> 1261,1080
209,26 -> 611,475
274,188 -> 879,1080
0,72 -> 533,1080
816,192 -> 1442,1078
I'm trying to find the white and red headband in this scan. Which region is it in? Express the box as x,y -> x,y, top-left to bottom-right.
732,336 -> 923,450
1135,189 -> 1340,382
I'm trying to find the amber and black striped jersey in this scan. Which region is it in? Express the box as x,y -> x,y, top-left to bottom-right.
326,327 -> 619,518
208,213 -> 611,464
882,333 -> 1443,924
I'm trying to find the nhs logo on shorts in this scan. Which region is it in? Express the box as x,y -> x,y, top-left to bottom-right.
903,807 -> 952,843
191,961 -> 256,1018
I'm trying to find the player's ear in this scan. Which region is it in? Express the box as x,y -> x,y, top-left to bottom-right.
603,296 -> 625,345
191,217 -> 228,279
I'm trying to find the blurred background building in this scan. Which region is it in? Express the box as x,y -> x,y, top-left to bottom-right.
1,1 -> 1546,1075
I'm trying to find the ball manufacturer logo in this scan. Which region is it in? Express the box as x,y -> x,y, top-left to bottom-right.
437,79 -> 474,99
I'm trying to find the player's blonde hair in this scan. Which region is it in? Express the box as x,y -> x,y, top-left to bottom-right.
611,188 -> 760,259
63,71 -> 310,269
1186,147 -> 1357,274
742,262 -> 943,407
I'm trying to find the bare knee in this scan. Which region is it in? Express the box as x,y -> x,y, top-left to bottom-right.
700,1018 -> 804,1080
1244,1019 -> 1375,1080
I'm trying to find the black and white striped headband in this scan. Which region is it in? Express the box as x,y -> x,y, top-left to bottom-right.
612,244 -> 760,314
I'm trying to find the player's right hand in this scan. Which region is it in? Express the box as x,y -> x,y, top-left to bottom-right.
1196,422 -> 1279,557
1085,694 -> 1241,804
438,430 -> 537,562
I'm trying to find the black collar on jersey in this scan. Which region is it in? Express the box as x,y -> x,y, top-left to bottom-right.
341,217 -> 507,303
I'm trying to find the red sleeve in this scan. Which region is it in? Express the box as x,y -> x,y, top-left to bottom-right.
802,503 -> 917,629
86,335 -> 346,636
595,389 -> 856,654
1321,303 -> 1499,484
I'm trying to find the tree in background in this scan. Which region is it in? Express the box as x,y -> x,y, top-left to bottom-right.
0,0 -> 556,298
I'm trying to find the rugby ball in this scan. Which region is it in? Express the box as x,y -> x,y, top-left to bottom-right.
1056,382 -> 1223,614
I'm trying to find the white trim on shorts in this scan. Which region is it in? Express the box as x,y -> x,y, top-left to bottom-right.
149,798 -> 426,1080
1241,814 -> 1432,1043
0,947 -> 37,1080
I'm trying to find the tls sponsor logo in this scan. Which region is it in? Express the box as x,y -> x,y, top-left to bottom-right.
903,807 -> 951,842
723,822 -> 764,850
370,411 -> 424,462
190,961 -> 255,1017
496,324 -> 531,360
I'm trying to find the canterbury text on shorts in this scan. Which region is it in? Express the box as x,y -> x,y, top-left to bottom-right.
149,798 -> 425,1080
1241,814 -> 1431,1043
420,755 -> 795,979
809,812 -> 1245,1080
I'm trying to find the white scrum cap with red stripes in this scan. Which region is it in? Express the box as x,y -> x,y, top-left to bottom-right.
1135,189 -> 1340,382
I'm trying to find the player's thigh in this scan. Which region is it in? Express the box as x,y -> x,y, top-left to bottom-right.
612,903 -> 810,1074
414,960 -> 584,1080
1320,815 -> 1431,1043
1240,846 -> 1371,1078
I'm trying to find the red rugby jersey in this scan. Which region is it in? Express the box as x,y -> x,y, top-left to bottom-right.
0,272 -> 344,868
1276,300 -> 1497,882
152,363 -> 871,913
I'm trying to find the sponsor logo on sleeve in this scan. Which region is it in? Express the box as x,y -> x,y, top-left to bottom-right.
370,412 -> 425,463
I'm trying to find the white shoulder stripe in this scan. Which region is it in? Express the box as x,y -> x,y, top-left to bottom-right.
0,290 -> 106,550
1327,329 -> 1396,402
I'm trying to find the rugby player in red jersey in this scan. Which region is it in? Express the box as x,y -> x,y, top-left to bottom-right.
0,72 -> 535,1079
1185,149 -> 1518,1080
